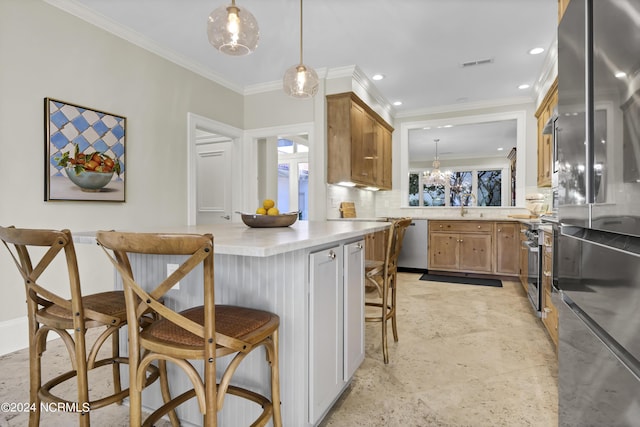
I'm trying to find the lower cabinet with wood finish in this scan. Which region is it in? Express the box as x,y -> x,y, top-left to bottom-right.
540,229 -> 558,348
428,220 -> 520,277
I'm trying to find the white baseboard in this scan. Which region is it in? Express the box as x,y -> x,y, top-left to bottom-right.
0,317 -> 66,356
0,316 -> 29,356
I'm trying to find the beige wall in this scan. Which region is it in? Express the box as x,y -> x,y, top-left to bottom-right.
0,0 -> 243,321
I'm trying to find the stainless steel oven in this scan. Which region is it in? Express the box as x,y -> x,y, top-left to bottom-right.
522,227 -> 541,314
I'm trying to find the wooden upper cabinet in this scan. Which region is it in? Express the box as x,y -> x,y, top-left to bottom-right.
377,121 -> 392,190
327,92 -> 394,190
559,0 -> 570,22
535,78 -> 558,188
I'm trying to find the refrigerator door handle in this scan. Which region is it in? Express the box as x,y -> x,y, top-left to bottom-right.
561,291 -> 640,379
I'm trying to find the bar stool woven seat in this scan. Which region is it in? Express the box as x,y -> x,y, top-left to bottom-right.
97,230 -> 282,427
0,226 -> 161,427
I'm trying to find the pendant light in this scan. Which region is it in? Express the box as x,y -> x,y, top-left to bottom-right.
423,139 -> 452,186
207,0 -> 259,56
283,0 -> 319,98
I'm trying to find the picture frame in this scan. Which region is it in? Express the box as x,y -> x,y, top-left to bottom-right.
44,98 -> 126,202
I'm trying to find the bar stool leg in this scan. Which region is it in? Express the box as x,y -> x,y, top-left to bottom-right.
270,329 -> 282,427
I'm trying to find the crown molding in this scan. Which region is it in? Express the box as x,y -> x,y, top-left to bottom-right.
43,0 -> 244,94
244,67 -> 328,96
394,96 -> 535,119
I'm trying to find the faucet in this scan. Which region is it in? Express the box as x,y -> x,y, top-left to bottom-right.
460,193 -> 477,217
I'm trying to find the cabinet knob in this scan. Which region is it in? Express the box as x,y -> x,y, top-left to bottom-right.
498,228 -> 501,232
477,225 -> 481,229
356,243 -> 363,250
328,250 -> 336,260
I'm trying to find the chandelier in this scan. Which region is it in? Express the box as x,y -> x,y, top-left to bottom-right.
283,0 -> 319,98
423,139 -> 451,187
207,0 -> 259,56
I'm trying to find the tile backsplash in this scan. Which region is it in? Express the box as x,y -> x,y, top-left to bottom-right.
326,186 -> 547,220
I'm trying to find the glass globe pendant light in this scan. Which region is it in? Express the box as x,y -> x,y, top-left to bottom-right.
423,139 -> 452,186
207,0 -> 259,56
283,0 -> 319,98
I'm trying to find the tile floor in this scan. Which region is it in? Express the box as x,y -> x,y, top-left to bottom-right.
0,273 -> 558,426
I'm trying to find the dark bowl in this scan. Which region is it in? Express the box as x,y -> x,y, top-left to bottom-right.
239,212 -> 299,228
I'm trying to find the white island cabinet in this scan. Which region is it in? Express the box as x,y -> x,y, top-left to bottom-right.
89,221 -> 387,427
309,240 -> 365,424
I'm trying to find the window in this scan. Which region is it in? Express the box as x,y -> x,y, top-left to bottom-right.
408,168 -> 503,207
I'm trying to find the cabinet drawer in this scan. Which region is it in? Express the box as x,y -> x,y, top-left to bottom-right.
542,290 -> 559,347
429,221 -> 493,233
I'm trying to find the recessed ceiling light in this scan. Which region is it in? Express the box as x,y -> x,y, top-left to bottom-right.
372,74 -> 385,81
529,47 -> 545,55
393,101 -> 402,106
497,147 -> 504,151
518,84 -> 530,90
443,125 -> 453,128
615,71 -> 627,78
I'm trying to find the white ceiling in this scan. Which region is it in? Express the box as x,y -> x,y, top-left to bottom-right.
47,0 -> 558,158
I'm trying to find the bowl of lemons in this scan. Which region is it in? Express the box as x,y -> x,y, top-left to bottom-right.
239,199 -> 299,228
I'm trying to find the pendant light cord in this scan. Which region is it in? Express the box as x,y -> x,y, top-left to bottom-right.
299,0 -> 303,65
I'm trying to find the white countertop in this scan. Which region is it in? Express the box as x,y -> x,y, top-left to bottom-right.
74,220 -> 389,257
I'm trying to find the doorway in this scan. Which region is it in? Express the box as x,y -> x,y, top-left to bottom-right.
187,113 -> 242,225
277,136 -> 309,219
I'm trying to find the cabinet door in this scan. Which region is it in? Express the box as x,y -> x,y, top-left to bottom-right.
343,240 -> 364,380
361,112 -> 377,186
458,234 -> 492,273
350,102 -> 367,184
309,247 -> 342,424
537,106 -> 551,187
495,222 -> 519,275
429,233 -> 459,271
375,121 -> 392,190
536,83 -> 557,188
541,232 -> 558,347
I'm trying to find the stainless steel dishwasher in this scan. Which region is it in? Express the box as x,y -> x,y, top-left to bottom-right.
397,219 -> 428,271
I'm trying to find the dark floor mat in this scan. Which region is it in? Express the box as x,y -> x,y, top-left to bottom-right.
419,273 -> 502,287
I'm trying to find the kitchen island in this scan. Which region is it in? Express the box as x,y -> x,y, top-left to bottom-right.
92,220 -> 389,426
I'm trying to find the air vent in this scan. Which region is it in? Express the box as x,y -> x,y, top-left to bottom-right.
461,58 -> 494,68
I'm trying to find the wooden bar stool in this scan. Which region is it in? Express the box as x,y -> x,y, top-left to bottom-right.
97,230 -> 282,427
364,217 -> 412,364
0,226 -> 162,427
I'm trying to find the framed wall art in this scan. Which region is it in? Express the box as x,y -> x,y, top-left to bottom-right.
44,97 -> 126,202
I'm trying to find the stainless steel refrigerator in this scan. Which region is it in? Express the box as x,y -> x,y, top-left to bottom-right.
555,0 -> 640,425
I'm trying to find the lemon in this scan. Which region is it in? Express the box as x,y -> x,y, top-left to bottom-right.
263,199 -> 275,210
267,207 -> 280,216
256,207 -> 267,215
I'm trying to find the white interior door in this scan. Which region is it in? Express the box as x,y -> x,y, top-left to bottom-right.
196,138 -> 233,224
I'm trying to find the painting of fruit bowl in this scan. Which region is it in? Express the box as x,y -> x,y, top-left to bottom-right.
55,144 -> 120,193
64,167 -> 114,192
45,98 -> 126,202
